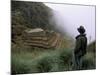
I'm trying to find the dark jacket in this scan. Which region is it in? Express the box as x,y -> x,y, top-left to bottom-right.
74,34 -> 87,57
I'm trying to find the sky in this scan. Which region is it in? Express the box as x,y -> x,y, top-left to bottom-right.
44,3 -> 96,43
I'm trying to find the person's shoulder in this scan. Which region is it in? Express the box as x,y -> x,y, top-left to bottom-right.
75,35 -> 80,39
76,34 -> 87,39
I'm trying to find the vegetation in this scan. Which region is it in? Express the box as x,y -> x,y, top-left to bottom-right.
11,41 -> 96,74
11,46 -> 73,74
11,1 -> 96,74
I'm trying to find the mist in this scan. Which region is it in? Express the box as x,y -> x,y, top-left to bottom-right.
45,3 -> 96,44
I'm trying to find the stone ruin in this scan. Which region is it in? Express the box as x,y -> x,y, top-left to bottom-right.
22,28 -> 62,49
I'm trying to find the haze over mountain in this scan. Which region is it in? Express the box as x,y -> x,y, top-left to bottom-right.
45,3 -> 96,44
11,1 -> 96,74
12,1 -> 74,45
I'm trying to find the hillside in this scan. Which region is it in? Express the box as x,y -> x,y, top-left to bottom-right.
12,1 -> 53,44
11,0 -> 73,48
11,1 -> 95,74
12,1 -> 52,29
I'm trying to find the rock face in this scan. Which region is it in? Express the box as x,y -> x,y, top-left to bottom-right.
22,28 -> 62,49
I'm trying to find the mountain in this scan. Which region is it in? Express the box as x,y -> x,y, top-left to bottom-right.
12,1 -> 53,28
11,1 -> 73,49
11,1 -> 54,43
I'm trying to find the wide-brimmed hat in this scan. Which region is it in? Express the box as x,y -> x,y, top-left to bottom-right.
77,26 -> 85,34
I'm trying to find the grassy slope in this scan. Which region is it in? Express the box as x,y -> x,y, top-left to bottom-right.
11,1 -> 96,74
11,40 -> 96,74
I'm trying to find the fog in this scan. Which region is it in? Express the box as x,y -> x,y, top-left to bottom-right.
45,3 -> 96,44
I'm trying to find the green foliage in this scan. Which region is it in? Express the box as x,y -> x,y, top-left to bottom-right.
11,1 -> 57,44
35,55 -> 53,72
87,41 -> 96,53
11,1 -> 96,74
11,56 -> 33,74
11,46 -> 96,74
59,49 -> 73,63
58,49 -> 73,71
12,1 -> 52,30
82,52 -> 96,70
11,48 -> 73,74
80,41 -> 96,70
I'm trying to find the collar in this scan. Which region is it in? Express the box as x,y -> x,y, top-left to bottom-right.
76,34 -> 86,39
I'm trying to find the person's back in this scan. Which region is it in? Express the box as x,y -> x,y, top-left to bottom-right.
74,26 -> 87,69
75,34 -> 87,57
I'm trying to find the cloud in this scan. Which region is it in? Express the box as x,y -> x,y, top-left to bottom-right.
45,3 -> 96,43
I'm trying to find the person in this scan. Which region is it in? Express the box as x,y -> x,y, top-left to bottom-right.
74,26 -> 87,69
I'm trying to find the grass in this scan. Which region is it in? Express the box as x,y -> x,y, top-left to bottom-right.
11,46 -> 73,74
11,56 -> 33,74
11,41 -> 96,74
82,52 -> 96,70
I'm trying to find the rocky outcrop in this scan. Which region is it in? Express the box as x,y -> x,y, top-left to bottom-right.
22,28 -> 62,49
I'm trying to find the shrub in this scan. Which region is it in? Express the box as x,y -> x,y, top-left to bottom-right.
11,57 -> 32,74
34,51 -> 59,73
35,56 -> 52,72
34,49 -> 73,72
59,49 -> 73,63
11,48 -> 96,74
81,52 -> 96,70
58,49 -> 73,71
11,54 -> 38,74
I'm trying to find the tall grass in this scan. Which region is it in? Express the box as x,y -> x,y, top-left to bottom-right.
81,52 -> 96,70
11,45 -> 96,74
11,56 -> 32,74
11,48 -> 73,74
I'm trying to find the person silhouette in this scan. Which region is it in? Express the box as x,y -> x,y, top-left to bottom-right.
74,26 -> 87,69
